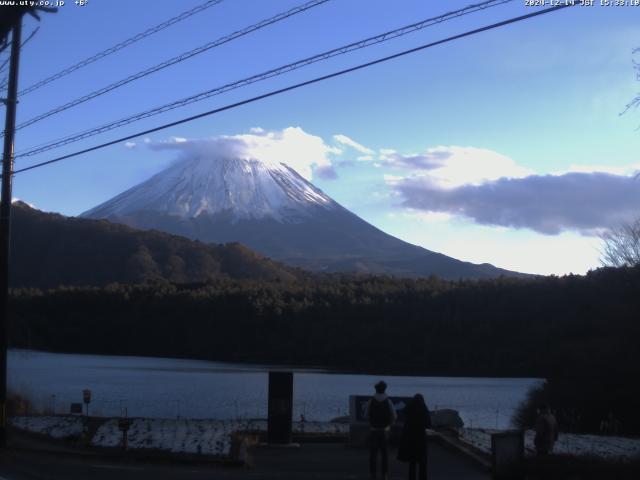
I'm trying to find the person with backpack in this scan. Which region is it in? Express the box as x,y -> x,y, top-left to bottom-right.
367,380 -> 397,480
397,394 -> 432,480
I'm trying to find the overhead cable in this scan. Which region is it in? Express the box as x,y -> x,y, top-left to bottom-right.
15,0 -> 514,157
18,0 -> 227,97
9,0 -> 330,134
10,3 -> 575,177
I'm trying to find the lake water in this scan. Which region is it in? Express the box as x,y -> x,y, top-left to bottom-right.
8,349 -> 542,429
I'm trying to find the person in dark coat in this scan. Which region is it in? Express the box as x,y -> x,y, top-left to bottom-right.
534,404 -> 559,455
398,394 -> 432,480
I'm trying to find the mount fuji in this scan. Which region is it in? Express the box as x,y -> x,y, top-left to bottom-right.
82,154 -> 519,279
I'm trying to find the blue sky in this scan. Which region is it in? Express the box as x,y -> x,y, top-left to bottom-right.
5,0 -> 640,275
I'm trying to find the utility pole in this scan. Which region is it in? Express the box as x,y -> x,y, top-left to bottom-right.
0,5 -> 55,448
0,16 -> 22,449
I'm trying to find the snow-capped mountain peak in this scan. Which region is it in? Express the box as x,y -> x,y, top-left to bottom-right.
82,151 -> 521,280
83,155 -> 337,222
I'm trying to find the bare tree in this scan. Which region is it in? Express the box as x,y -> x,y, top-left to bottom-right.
621,47 -> 640,115
606,49 -> 640,266
600,218 -> 640,267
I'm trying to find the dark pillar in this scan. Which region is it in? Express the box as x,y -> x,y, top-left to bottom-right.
267,371 -> 293,444
491,431 -> 524,480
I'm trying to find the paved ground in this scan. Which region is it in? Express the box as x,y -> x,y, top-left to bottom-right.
0,442 -> 490,480
251,442 -> 491,479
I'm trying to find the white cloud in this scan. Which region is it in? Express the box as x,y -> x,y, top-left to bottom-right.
383,174 -> 404,185
388,153 -> 640,236
357,155 -> 373,161
148,127 -> 341,181
231,127 -> 340,181
148,136 -> 192,149
382,146 -> 533,187
124,141 -> 137,149
399,209 -> 453,224
392,172 -> 640,236
333,134 -> 374,155
379,144 -> 640,236
554,163 -> 640,176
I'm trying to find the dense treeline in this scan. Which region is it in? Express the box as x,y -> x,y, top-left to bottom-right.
9,267 -> 639,378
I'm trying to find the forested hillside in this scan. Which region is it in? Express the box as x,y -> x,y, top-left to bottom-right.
9,202 -> 301,287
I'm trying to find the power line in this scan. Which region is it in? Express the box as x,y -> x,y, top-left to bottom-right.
8,0 -> 330,136
0,48 -> 9,80
0,26 -> 39,89
15,0 -> 515,158
17,0 -> 226,97
10,3 -> 575,177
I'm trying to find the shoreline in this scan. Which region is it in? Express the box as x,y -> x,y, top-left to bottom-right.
8,348 -> 545,381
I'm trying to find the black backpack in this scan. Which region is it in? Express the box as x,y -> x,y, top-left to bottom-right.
369,397 -> 392,428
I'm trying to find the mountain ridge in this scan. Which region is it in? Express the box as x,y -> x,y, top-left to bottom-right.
9,201 -> 302,288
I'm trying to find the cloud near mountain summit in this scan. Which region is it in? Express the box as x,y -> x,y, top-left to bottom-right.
146,127 -> 341,182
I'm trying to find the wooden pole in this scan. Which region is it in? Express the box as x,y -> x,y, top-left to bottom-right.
0,17 -> 22,448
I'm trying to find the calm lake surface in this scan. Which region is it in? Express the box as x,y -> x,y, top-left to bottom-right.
8,349 -> 542,429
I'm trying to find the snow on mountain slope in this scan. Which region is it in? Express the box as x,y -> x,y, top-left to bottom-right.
83,155 -> 336,223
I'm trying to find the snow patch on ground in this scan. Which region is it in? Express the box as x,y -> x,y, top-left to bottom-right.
89,418 -> 347,454
460,428 -> 640,461
293,420 -> 347,434
10,416 -> 86,439
11,416 -> 347,458
91,418 -> 263,456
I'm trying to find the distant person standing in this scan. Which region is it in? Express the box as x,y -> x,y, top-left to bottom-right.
367,380 -> 397,480
398,394 -> 432,480
534,404 -> 559,455
600,412 -> 621,435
